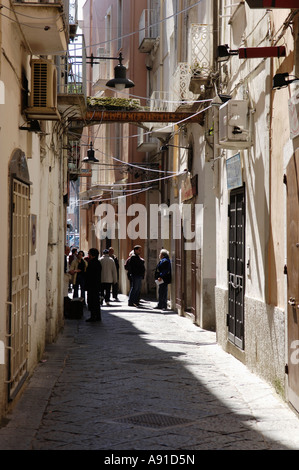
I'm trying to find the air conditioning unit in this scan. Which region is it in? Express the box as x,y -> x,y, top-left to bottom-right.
218,100 -> 252,149
25,59 -> 60,120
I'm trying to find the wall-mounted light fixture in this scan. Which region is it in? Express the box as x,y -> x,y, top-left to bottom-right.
211,94 -> 232,107
160,144 -> 190,152
217,44 -> 286,62
273,73 -> 299,90
217,45 -> 238,62
82,142 -> 99,163
19,120 -> 42,133
87,52 -> 135,90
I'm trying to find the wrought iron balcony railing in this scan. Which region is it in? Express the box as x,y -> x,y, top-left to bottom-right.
189,24 -> 213,77
57,34 -> 86,97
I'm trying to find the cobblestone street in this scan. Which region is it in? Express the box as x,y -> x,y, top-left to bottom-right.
1,294 -> 299,453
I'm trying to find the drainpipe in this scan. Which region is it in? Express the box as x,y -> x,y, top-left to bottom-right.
212,0 -> 221,193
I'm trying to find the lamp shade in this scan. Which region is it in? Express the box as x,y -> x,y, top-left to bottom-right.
82,142 -> 99,163
106,63 -> 135,90
217,45 -> 238,62
273,73 -> 299,90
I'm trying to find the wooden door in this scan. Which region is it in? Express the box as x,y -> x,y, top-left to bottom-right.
286,149 -> 299,412
175,232 -> 183,310
190,204 -> 197,317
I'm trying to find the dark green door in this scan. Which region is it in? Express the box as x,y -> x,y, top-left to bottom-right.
227,186 -> 245,349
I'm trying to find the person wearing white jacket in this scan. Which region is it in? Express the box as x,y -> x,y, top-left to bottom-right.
100,249 -> 117,306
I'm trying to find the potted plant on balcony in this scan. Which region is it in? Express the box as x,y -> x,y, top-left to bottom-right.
87,96 -> 142,110
189,61 -> 211,94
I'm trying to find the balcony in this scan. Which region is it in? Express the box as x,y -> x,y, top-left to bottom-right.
149,91 -> 175,138
57,34 -> 87,129
172,63 -> 194,107
150,91 -> 173,112
188,24 -> 213,94
139,9 -> 159,53
69,0 -> 79,40
91,47 -> 113,91
13,0 -> 70,55
137,128 -> 158,153
67,141 -> 82,181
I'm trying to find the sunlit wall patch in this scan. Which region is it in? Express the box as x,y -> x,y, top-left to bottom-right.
0,81 -> 4,104
0,341 -> 4,365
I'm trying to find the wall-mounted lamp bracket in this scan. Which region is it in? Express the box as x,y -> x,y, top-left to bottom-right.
82,141 -> 99,163
86,52 -> 135,90
273,73 -> 299,90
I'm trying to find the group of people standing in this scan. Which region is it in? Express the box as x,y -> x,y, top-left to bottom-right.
65,246 -> 119,322
125,245 -> 172,311
64,244 -> 172,322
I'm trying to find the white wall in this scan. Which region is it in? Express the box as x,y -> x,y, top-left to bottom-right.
0,12 -> 65,417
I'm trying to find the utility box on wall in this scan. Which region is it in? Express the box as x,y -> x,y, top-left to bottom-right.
25,59 -> 60,120
219,100 -> 252,149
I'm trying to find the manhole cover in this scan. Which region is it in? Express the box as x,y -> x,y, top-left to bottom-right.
113,413 -> 193,429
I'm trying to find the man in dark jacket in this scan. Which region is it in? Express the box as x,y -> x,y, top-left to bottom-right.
85,248 -> 102,321
109,247 -> 119,300
128,245 -> 145,307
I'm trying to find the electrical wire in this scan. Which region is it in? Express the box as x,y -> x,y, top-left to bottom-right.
77,185 -> 154,206
0,9 -> 63,30
77,103 -> 212,175
81,170 -> 186,189
110,155 -> 176,174
2,0 -> 204,55
2,3 -> 64,21
83,145 -> 176,175
79,0 -> 205,54
77,103 -> 212,146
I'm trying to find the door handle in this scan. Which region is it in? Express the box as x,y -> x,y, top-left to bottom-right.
230,275 -> 242,290
288,297 -> 296,307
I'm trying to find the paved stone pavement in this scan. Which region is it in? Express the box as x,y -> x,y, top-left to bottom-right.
1,294 -> 299,452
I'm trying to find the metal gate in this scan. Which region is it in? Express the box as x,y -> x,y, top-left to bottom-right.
286,149 -> 299,412
190,205 -> 197,318
8,178 -> 30,399
175,233 -> 183,310
227,186 -> 245,349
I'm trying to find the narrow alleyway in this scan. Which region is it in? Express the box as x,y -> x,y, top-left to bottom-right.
1,294 -> 299,452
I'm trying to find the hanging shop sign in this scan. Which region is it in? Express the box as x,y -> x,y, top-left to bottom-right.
70,169 -> 92,178
82,110 -> 204,125
238,46 -> 285,59
79,169 -> 92,177
226,153 -> 243,190
246,0 -> 298,7
181,174 -> 198,202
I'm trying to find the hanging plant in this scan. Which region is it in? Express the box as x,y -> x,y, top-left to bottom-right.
87,96 -> 142,110
190,60 -> 203,77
